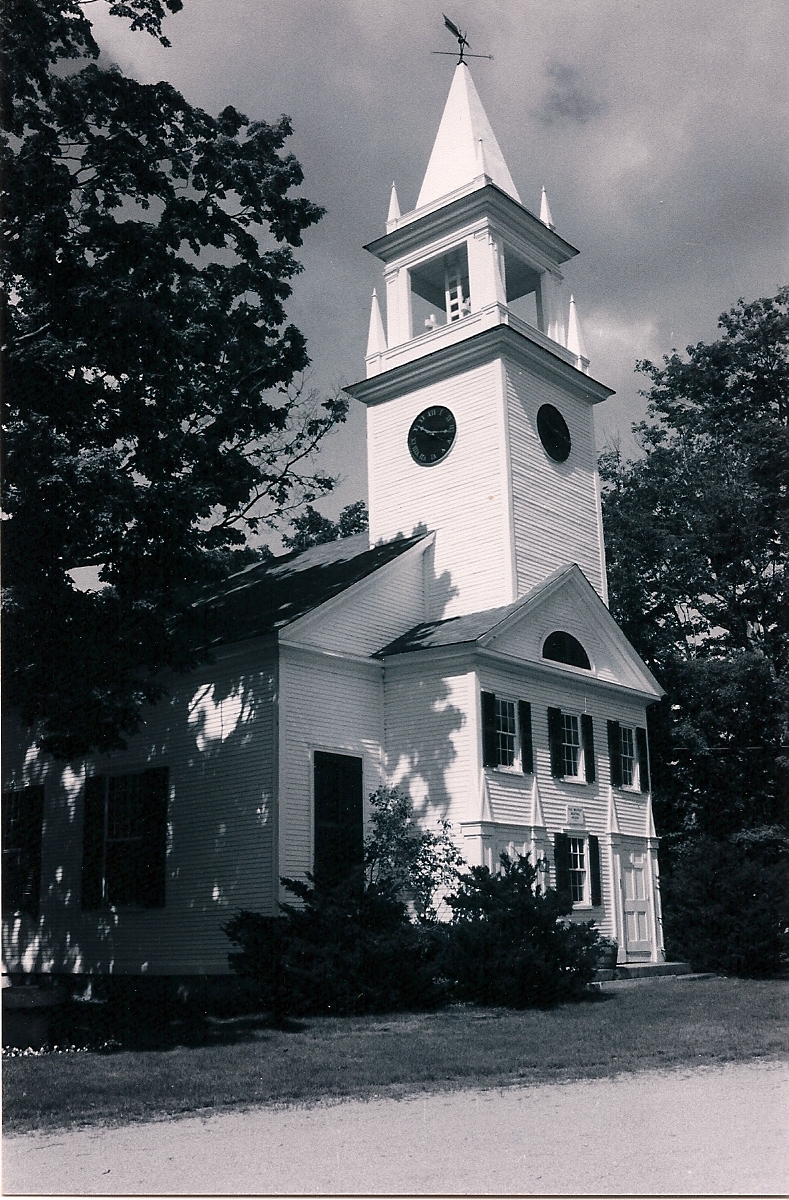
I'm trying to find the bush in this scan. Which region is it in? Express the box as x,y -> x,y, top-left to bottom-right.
225,874 -> 446,1018
225,786 -> 458,1018
662,826 -> 789,977
441,854 -> 602,1007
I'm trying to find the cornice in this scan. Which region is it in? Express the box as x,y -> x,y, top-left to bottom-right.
347,322 -> 614,407
365,183 -> 579,268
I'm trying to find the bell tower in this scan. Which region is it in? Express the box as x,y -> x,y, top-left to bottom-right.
347,63 -> 613,622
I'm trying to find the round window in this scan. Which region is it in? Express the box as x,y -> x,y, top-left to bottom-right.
537,404 -> 571,462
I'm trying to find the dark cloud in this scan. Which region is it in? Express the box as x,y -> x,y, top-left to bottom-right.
537,63 -> 604,126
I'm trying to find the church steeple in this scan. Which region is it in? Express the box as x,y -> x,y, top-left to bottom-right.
348,63 -> 614,619
416,63 -> 521,209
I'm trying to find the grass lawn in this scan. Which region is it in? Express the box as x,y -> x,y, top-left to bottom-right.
4,976 -> 787,1134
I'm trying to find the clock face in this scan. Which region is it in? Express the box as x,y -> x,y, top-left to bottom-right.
407,405 -> 457,466
537,404 -> 571,462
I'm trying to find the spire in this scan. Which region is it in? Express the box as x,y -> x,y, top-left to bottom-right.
386,181 -> 400,224
567,294 -> 590,373
366,288 -> 387,357
416,63 -> 521,209
539,185 -> 555,230
606,787 -> 621,835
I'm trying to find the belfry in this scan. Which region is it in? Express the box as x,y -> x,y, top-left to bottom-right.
3,62 -> 667,985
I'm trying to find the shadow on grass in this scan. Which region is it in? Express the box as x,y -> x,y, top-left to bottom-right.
51,998 -> 314,1053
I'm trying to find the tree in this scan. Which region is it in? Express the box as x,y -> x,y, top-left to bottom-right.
282,500 -> 368,552
2,0 -> 347,758
600,288 -> 788,843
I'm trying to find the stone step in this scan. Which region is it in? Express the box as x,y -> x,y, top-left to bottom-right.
593,962 -> 694,983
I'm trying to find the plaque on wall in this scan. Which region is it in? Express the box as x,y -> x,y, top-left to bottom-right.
567,805 -> 585,826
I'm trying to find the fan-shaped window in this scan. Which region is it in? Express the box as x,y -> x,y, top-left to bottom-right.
542,631 -> 591,670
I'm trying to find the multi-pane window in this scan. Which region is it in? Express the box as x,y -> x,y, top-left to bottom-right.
548,708 -> 595,783
2,786 -> 45,917
561,713 -> 581,778
619,726 -> 636,787
495,698 -> 517,767
608,721 -> 650,792
568,836 -> 586,903
481,692 -> 534,773
82,769 -> 168,910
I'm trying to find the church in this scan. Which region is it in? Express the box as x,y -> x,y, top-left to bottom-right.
3,63 -> 665,981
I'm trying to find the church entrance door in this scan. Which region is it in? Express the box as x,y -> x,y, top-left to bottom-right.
621,847 -> 652,957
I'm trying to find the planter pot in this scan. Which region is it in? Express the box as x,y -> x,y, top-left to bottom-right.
595,945 -> 619,971
3,987 -> 64,1050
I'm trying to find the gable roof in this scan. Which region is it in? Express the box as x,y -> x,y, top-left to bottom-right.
196,532 -> 427,647
376,564 -> 664,699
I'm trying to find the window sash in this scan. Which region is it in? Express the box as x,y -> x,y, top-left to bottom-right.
494,698 -> 517,767
619,726 -> 636,787
561,713 -> 581,777
568,836 -> 586,903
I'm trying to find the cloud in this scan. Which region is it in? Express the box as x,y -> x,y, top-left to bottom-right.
536,63 -> 604,127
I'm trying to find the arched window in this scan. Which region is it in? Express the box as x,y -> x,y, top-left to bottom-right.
542,630 -> 591,670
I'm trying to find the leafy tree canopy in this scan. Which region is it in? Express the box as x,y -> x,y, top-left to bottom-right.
282,500 -> 368,552
2,0 -> 347,758
600,288 -> 788,841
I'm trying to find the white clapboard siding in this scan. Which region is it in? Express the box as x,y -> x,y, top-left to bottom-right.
382,663 -> 476,836
277,647 -> 385,888
489,584 -> 655,695
366,361 -> 514,620
505,363 -> 606,599
284,540 -> 428,657
2,641 -> 278,976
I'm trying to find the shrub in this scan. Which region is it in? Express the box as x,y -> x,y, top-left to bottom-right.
662,826 -> 789,977
226,786 -> 459,1018
441,854 -> 602,1007
225,874 -> 446,1018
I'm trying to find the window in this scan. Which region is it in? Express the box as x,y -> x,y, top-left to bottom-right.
554,832 -> 602,907
313,752 -> 364,887
548,707 -> 595,783
481,692 -> 533,773
2,786 -> 44,918
81,769 -> 168,909
607,721 -> 651,792
542,630 -> 591,670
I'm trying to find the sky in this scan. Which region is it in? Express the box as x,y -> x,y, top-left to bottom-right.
90,0 -> 788,522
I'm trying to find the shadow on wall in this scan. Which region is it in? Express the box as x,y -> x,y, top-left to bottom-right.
3,656 -> 278,977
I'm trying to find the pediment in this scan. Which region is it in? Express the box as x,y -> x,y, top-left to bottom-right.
481,565 -> 663,699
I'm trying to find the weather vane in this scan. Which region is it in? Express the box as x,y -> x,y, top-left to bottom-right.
432,14 -> 493,64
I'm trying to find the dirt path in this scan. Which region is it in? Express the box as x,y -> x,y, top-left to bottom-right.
4,1059 -> 787,1196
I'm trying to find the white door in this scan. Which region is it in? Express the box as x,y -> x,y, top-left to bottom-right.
621,849 -> 651,955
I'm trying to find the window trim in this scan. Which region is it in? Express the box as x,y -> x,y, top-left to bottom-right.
548,708 -> 595,784
2,785 -> 45,919
481,691 -> 533,774
554,831 -> 603,909
81,768 -> 168,911
607,720 -> 651,793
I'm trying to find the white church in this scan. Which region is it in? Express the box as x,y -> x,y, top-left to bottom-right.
3,63 -> 666,981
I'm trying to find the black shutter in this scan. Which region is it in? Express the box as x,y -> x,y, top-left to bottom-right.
314,751 -> 364,887
554,832 -> 571,897
481,691 -> 497,768
81,775 -> 106,910
518,701 -> 533,774
607,720 -> 622,788
581,714 -> 595,783
139,768 -> 169,908
548,707 -> 564,777
589,834 -> 602,906
636,727 -> 651,792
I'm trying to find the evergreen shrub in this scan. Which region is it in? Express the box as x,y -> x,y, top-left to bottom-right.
441,854 -> 602,1007
662,826 -> 789,977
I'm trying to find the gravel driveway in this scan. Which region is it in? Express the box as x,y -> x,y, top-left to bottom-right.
4,1059 -> 787,1195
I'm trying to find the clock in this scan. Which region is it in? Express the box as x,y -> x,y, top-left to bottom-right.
407,405 -> 457,465
537,404 -> 571,462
